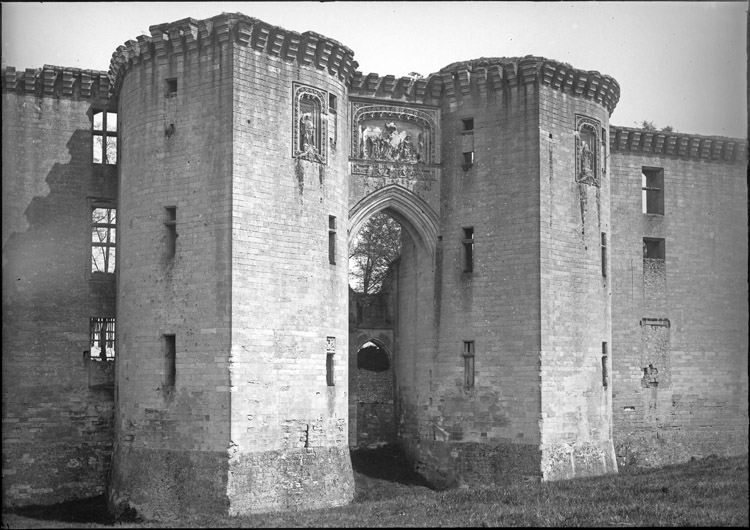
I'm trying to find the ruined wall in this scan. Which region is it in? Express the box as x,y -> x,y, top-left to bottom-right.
2,67 -> 116,506
108,18 -> 235,519
537,82 -> 616,480
609,128 -> 748,466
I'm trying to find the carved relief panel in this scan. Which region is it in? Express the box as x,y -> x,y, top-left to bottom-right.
293,83 -> 328,164
575,115 -> 601,186
350,102 -> 440,192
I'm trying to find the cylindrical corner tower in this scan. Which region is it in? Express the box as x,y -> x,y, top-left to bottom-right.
108,13 -> 357,518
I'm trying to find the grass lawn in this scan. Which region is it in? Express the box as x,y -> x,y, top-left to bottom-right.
3,448 -> 747,528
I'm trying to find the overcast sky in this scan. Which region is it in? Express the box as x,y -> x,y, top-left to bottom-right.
2,1 -> 747,138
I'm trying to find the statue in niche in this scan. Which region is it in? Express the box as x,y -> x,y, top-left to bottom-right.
575,118 -> 599,186
579,129 -> 595,178
298,111 -> 323,163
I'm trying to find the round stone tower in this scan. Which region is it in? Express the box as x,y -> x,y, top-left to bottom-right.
108,13 -> 357,518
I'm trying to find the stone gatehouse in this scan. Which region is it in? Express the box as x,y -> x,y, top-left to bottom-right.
2,12 -> 747,519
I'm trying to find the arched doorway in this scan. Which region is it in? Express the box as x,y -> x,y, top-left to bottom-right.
347,184 -> 439,449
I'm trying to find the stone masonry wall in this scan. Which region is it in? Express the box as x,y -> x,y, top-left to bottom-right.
108,29 -> 234,519
610,133 -> 748,466
537,85 -> 616,480
2,68 -> 116,506
227,31 -> 354,515
398,62 -> 547,488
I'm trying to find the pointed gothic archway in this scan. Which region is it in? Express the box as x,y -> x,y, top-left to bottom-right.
348,184 -> 440,262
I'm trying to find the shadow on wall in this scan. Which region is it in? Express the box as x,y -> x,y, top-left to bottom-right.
2,127 -> 118,505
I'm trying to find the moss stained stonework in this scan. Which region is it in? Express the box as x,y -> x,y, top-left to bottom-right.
2,11 -> 747,518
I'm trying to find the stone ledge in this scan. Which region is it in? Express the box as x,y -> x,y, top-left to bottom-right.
1,65 -> 113,105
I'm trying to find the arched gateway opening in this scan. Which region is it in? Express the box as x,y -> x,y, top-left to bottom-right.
347,185 -> 439,448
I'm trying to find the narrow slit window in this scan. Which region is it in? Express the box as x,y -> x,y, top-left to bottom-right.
462,341 -> 475,389
165,78 -> 177,97
92,110 -> 117,164
326,336 -> 336,386
90,317 -> 115,360
463,227 -> 474,273
601,232 -> 608,278
164,334 -> 176,388
92,206 -> 116,273
328,215 -> 336,265
602,342 -> 608,387
165,207 -> 177,258
642,167 -> 664,215
643,238 -> 665,260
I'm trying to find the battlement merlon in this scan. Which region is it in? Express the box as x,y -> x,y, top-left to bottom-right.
349,56 -> 621,115
108,12 -> 359,98
610,126 -> 748,164
1,65 -> 114,106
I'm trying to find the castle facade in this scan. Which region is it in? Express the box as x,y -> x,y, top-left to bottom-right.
2,12 -> 747,518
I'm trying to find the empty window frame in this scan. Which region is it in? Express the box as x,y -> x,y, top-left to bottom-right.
164,334 -> 176,388
329,215 -> 336,265
642,167 -> 664,215
462,118 -> 474,132
462,227 -> 474,273
601,232 -> 608,277
90,317 -> 115,360
92,110 -> 117,164
326,336 -> 336,386
165,206 -> 177,258
643,237 -> 665,260
165,78 -> 177,97
462,341 -> 475,389
92,206 -> 116,273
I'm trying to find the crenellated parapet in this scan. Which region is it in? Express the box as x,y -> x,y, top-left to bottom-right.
610,126 -> 747,163
108,13 -> 358,98
349,56 -> 620,114
1,65 -> 114,106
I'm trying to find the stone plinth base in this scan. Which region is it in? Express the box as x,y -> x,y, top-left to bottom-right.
107,446 -> 229,521
401,439 -> 542,489
541,439 -> 618,481
227,446 -> 354,515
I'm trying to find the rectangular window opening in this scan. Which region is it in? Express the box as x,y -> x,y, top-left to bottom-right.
165,78 -> 177,97
328,215 -> 336,265
643,237 -> 665,260
601,232 -> 608,278
642,167 -> 664,215
462,151 -> 474,170
165,206 -> 177,258
463,227 -> 474,273
462,118 -> 474,132
90,317 -> 115,360
463,341 -> 475,389
164,334 -> 176,388
92,110 -> 117,165
92,206 -> 116,274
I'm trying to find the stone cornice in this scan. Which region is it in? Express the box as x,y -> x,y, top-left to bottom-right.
610,126 -> 747,163
349,56 -> 621,114
108,13 -> 358,98
1,65 -> 114,106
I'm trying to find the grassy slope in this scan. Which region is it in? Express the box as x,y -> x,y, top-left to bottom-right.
2,451 -> 747,528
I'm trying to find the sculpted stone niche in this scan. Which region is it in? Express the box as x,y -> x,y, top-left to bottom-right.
350,102 -> 439,192
575,114 -> 601,186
